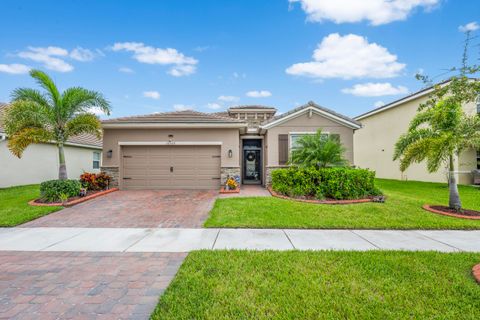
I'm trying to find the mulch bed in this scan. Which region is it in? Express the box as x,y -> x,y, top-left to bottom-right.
29,188 -> 118,207
267,187 -> 381,205
422,204 -> 480,220
473,264 -> 480,284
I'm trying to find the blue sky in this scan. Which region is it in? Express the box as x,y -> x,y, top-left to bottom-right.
0,0 -> 478,118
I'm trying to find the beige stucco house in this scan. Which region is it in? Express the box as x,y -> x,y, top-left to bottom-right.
0,103 -> 102,188
354,82 -> 479,185
101,101 -> 361,190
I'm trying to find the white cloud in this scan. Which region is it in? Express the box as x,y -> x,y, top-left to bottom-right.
233,72 -> 246,79
112,42 -> 198,76
207,103 -> 222,110
168,64 -> 196,77
194,46 -> 210,52
143,91 -> 161,99
17,46 -> 98,72
459,21 -> 479,32
173,104 -> 194,111
0,63 -> 30,74
246,90 -> 272,98
374,101 -> 385,108
70,47 -> 95,61
342,82 -> 408,97
18,46 -> 73,72
87,106 -> 107,116
218,95 -> 239,102
118,67 -> 134,73
289,0 -> 439,26
286,33 -> 405,79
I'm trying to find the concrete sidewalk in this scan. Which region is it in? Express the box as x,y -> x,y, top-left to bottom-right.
1,227 -> 480,252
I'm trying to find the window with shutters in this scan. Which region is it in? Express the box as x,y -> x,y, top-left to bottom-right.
289,132 -> 330,151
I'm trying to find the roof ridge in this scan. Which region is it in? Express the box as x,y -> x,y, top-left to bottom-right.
260,101 -> 361,128
229,105 -> 277,110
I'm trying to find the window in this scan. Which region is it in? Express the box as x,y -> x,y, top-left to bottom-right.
477,150 -> 480,170
289,132 -> 329,151
93,152 -> 101,169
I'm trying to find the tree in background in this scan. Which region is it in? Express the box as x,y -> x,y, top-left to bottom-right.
394,98 -> 480,210
395,30 -> 480,210
2,69 -> 111,180
290,130 -> 347,169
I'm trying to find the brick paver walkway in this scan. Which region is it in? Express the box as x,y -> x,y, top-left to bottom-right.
0,251 -> 186,319
22,190 -> 218,228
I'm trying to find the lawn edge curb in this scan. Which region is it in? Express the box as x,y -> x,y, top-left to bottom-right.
422,204 -> 480,220
28,188 -> 119,207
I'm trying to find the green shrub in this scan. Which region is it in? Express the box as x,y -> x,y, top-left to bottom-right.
40,179 -> 82,202
271,167 -> 380,200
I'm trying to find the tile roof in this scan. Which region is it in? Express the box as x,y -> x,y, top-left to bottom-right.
354,78 -> 479,120
228,105 -> 277,111
261,101 -> 361,128
102,110 -> 245,123
0,103 -> 102,148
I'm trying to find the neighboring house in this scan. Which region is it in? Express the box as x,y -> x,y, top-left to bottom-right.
0,103 -> 102,188
354,82 -> 479,185
101,101 -> 361,190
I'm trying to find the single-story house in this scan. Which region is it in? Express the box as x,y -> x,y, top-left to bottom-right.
0,103 -> 102,188
101,101 -> 361,190
354,81 -> 479,185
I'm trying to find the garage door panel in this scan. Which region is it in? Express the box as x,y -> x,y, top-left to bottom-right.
121,145 -> 221,190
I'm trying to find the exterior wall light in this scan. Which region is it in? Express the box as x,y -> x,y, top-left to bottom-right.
228,149 -> 233,158
106,150 -> 113,158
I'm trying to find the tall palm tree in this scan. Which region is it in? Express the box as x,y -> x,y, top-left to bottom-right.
2,69 -> 111,180
393,98 -> 480,210
290,129 -> 347,168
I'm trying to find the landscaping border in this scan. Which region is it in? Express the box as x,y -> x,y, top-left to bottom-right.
29,188 -> 119,207
422,204 -> 480,220
219,187 -> 240,194
267,187 -> 374,205
473,264 -> 480,284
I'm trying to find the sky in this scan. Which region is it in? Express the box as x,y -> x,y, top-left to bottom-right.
0,0 -> 478,119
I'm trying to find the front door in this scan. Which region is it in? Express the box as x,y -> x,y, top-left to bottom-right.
242,139 -> 262,184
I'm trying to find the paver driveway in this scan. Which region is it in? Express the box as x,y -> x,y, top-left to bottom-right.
0,251 -> 186,319
21,190 -> 218,228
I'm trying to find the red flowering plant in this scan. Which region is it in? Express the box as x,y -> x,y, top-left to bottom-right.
80,172 -> 111,191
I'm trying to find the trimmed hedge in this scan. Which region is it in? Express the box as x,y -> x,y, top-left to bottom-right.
40,179 -> 82,202
271,167 -> 381,200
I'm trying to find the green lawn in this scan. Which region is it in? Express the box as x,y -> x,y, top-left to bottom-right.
205,179 -> 480,229
0,185 -> 62,227
152,251 -> 480,319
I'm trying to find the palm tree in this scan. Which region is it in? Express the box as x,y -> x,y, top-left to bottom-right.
290,129 -> 347,168
393,98 -> 480,210
2,69 -> 111,180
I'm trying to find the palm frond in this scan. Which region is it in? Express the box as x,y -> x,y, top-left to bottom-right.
62,87 -> 111,116
29,69 -> 61,107
2,100 -> 52,136
393,128 -> 435,160
64,113 -> 102,139
398,138 -> 433,172
7,127 -> 53,158
408,109 -> 433,131
10,88 -> 52,109
290,130 -> 347,168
